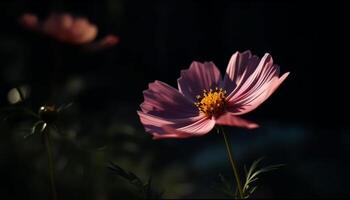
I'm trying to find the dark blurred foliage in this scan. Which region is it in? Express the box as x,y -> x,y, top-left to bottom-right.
0,0 -> 349,199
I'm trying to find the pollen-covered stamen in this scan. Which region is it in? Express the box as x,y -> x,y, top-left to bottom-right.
194,87 -> 227,117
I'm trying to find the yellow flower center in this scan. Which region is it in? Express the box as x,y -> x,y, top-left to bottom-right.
194,87 -> 227,117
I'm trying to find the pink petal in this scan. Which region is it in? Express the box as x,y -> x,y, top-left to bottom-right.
78,25 -> 98,44
41,13 -> 98,45
137,111 -> 203,132
137,111 -> 213,139
177,61 -> 222,100
71,17 -> 97,44
223,50 -> 260,94
225,53 -> 289,116
226,53 -> 274,101
154,117 -> 216,139
58,13 -> 74,31
229,72 -> 289,115
42,14 -> 68,42
141,80 -> 198,119
215,112 -> 259,129
233,64 -> 279,103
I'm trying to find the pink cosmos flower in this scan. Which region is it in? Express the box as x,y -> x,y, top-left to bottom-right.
137,51 -> 289,139
19,13 -> 119,50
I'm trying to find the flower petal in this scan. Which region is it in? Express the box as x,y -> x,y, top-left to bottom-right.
137,111 -> 202,132
229,72 -> 289,115
215,112 -> 259,129
225,53 -> 289,115
226,53 -> 274,101
223,51 -> 260,94
137,111 -> 213,139
177,61 -> 222,100
141,80 -> 197,118
71,18 -> 98,44
155,117 -> 216,139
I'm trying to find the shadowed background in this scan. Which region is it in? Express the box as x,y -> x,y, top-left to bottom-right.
0,0 -> 348,199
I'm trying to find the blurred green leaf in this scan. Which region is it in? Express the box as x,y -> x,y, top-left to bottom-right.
108,162 -> 163,199
218,174 -> 236,198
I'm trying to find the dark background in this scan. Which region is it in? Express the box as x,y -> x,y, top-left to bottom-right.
0,0 -> 348,199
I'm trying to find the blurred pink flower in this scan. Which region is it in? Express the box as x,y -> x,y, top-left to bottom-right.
137,51 -> 289,139
19,13 -> 119,49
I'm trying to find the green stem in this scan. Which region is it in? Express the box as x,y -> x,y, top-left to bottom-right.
44,128 -> 57,200
220,126 -> 244,199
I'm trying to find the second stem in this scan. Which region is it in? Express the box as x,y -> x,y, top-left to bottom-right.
44,127 -> 58,200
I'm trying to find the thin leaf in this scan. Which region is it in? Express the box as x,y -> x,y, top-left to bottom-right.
217,174 -> 235,198
108,162 -> 162,199
145,176 -> 152,199
108,162 -> 143,187
25,120 -> 45,138
242,157 -> 284,198
39,122 -> 47,132
249,186 -> 257,194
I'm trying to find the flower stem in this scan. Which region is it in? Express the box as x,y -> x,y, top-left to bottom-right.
44,128 -> 57,200
220,126 -> 244,199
